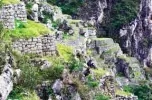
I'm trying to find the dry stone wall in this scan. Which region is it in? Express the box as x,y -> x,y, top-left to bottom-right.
1,5 -> 15,29
13,34 -> 57,56
116,95 -> 138,100
1,2 -> 27,29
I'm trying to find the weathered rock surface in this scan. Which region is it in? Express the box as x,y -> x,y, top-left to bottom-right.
78,0 -> 114,24
119,0 -> 152,67
0,64 -> 13,100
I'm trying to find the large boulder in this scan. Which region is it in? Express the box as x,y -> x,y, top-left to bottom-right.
52,79 -> 63,95
0,64 -> 13,100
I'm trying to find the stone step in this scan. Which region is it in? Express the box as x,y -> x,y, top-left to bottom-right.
93,38 -> 115,46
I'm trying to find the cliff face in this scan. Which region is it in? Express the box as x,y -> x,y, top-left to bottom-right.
79,0 -> 152,67
78,0 -> 114,24
119,0 -> 152,67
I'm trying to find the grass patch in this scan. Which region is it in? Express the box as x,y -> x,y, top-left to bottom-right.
2,20 -> 53,40
116,90 -> 132,96
2,0 -> 20,5
57,43 -> 74,62
91,68 -> 108,80
104,46 -> 120,54
67,19 -> 81,24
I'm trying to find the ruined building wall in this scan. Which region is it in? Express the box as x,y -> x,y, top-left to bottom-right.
13,34 -> 57,56
1,2 -> 27,29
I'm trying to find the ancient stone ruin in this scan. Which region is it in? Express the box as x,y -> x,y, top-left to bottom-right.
0,2 -> 27,29
13,34 -> 57,56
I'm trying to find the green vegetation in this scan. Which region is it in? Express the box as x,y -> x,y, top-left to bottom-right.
92,68 -> 108,80
2,0 -> 20,5
123,85 -> 152,100
72,78 -> 90,100
2,20 -> 52,40
67,19 -> 81,24
47,0 -> 84,15
116,89 -> 132,96
8,86 -> 39,100
7,86 -> 25,99
87,75 -> 99,88
41,64 -> 64,81
104,45 -> 120,54
57,43 -> 74,62
95,94 -> 110,100
102,0 -> 140,38
69,58 -> 83,72
17,55 -> 41,89
41,11 -> 53,24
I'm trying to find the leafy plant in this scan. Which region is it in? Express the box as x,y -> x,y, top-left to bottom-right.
69,58 -> 83,72
8,86 -> 39,100
123,85 -> 152,100
7,86 -> 25,99
41,64 -> 64,81
19,65 -> 41,89
87,75 -> 99,88
17,55 -> 42,89
15,20 -> 26,28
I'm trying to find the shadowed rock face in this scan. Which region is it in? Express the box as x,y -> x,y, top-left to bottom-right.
119,0 -> 152,67
79,0 -> 152,67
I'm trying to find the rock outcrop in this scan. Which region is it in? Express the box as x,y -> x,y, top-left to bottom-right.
78,0 -> 114,24
0,64 -> 13,100
119,0 -> 152,67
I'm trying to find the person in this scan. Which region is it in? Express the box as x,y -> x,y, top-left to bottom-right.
32,0 -> 39,22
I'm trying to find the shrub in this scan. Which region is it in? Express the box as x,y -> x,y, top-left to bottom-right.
17,55 -> 42,89
41,65 -> 64,81
15,20 -> 26,28
87,75 -> 99,88
19,65 -> 41,89
7,86 -> 25,99
8,86 -> 39,100
69,58 -> 83,72
22,91 -> 39,100
123,85 -> 152,100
